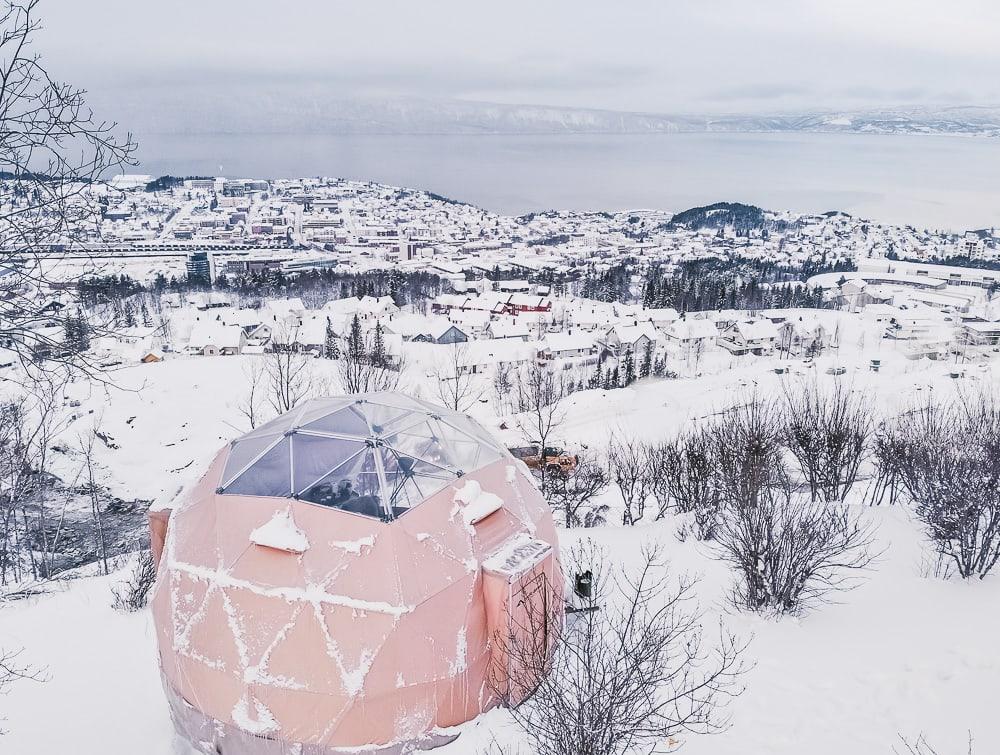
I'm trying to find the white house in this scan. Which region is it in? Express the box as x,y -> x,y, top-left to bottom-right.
323,295 -> 400,322
448,309 -> 492,338
218,308 -> 264,334
664,318 -> 718,359
186,322 -> 246,356
457,339 -> 536,375
486,318 -> 533,341
602,324 -> 659,359
962,320 -> 1000,346
538,333 -> 598,363
639,307 -> 680,330
718,319 -> 780,356
262,297 -> 306,319
777,318 -> 829,356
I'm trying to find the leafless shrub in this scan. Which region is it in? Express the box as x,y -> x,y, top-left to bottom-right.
888,392 -> 1000,580
490,541 -> 745,755
431,342 -> 483,412
514,361 -> 566,491
492,361 -> 515,414
651,430 -> 723,540
266,345 -> 317,414
916,549 -> 956,581
111,549 -> 157,612
0,374 -> 69,585
607,435 -> 655,526
542,455 -> 609,528
238,359 -> 268,430
77,423 -> 109,575
869,424 -> 905,506
706,397 -> 788,510
894,732 -> 975,755
0,646 -> 46,733
717,482 -> 877,614
781,380 -> 873,502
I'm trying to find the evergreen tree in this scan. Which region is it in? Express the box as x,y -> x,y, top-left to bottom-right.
639,341 -> 653,379
324,320 -> 339,359
590,361 -> 603,389
370,321 -> 387,368
347,314 -> 365,363
63,312 -> 90,353
622,348 -> 636,386
77,313 -> 90,352
62,315 -> 75,352
389,269 -> 406,306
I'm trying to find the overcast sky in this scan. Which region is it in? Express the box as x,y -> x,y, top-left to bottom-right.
39,0 -> 1000,115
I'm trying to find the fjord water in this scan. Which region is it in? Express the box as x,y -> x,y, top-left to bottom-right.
136,132 -> 1000,231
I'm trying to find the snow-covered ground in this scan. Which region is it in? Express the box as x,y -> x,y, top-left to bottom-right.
4,507 -> 996,754
3,333 -> 999,753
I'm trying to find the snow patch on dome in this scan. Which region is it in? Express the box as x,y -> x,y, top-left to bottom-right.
330,535 -> 376,555
453,479 -> 503,525
250,508 -> 309,554
232,694 -> 278,735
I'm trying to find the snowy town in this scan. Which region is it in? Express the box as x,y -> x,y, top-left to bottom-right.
21,174 -> 1000,380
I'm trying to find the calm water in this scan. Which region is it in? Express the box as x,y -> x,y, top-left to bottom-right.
135,132 -> 1000,231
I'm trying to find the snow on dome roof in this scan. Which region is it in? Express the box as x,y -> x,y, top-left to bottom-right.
218,393 -> 508,520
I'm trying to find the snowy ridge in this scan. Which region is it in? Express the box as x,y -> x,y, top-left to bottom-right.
95,91 -> 1000,138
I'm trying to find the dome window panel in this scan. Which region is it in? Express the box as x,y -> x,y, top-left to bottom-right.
290,434 -> 367,494
221,433 -> 284,488
223,437 -> 292,498
299,404 -> 372,438
298,449 -> 385,519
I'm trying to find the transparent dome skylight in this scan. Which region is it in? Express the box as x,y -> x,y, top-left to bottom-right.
218,393 -> 508,520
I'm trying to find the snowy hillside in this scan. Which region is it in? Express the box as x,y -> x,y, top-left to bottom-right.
2,330 -> 999,754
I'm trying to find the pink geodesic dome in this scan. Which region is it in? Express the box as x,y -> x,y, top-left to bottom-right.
149,392 -> 561,754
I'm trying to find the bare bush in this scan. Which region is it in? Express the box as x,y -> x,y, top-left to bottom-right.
607,435 -> 655,526
781,380 -> 873,502
542,455 -> 609,528
717,482 -> 877,614
111,549 -> 157,612
894,733 -> 974,755
651,430 -> 723,540
238,359 -> 268,429
0,646 -> 45,733
490,542 -> 745,755
0,375 -> 69,584
77,424 -> 109,575
514,361 -> 566,492
869,424 -> 905,506
888,393 -> 1000,580
266,345 -> 317,414
492,361 -> 515,414
431,342 -> 483,412
706,397 -> 787,510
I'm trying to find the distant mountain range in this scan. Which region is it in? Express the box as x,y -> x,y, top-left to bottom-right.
98,90 -> 1000,138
